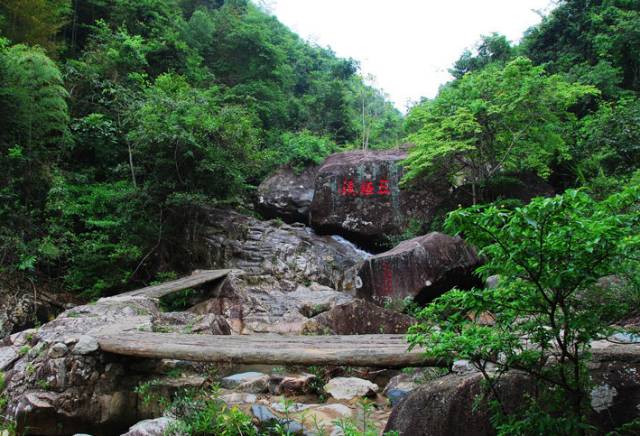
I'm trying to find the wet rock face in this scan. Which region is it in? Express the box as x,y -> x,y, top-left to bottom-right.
309,150 -> 446,251
356,232 -> 482,305
255,165 -> 317,224
191,208 -> 368,332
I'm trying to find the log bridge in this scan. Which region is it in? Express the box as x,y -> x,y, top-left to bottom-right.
97,270 -> 434,368
97,332 -> 430,368
115,269 -> 233,299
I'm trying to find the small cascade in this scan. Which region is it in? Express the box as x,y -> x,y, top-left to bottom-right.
330,234 -> 373,259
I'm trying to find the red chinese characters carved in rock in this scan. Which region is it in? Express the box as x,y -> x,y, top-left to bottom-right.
377,179 -> 390,195
340,179 -> 357,196
338,178 -> 392,197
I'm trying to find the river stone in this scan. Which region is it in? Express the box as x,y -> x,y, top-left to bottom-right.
251,405 -> 305,434
255,165 -> 317,224
123,417 -> 177,436
72,335 -> 99,355
271,402 -> 313,413
309,149 -> 447,250
221,372 -> 270,393
268,373 -> 316,396
356,232 -> 482,305
383,373 -> 421,406
295,403 -> 353,433
324,377 -> 379,400
251,404 -> 279,423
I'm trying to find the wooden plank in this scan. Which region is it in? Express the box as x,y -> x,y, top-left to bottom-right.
117,269 -> 232,299
97,332 -> 441,368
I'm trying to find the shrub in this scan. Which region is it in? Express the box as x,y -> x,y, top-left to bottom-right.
408,181 -> 640,434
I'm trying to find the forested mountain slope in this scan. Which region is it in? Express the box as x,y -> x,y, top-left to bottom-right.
0,0 -> 402,297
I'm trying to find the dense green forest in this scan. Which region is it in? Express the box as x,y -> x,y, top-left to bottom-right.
0,0 -> 402,297
1,0 -> 639,300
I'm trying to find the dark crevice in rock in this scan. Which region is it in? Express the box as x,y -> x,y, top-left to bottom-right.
413,268 -> 484,306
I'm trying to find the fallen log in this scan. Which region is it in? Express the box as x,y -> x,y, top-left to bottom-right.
96,332 -> 442,368
114,269 -> 232,299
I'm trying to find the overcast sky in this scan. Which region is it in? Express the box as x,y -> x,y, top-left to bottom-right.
266,0 -> 555,112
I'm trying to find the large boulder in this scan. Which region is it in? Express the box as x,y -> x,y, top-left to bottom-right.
385,342 -> 640,435
309,149 -> 446,250
1,296 -> 157,434
303,299 -> 416,335
356,232 -> 482,305
255,165 -> 317,224
384,372 -> 531,436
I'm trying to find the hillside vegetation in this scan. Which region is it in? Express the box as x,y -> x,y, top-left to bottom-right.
0,0 -> 402,297
1,0 -> 639,299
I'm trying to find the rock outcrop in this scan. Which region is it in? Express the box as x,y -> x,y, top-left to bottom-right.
199,208 -> 366,292
356,232 -> 482,305
0,294 -> 220,435
303,299 -> 416,335
185,208 -> 369,334
385,372 -> 530,436
255,165 -> 317,224
309,149 -> 446,250
189,271 -> 354,334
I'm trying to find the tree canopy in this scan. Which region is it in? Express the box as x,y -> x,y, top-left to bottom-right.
403,57 -> 597,203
